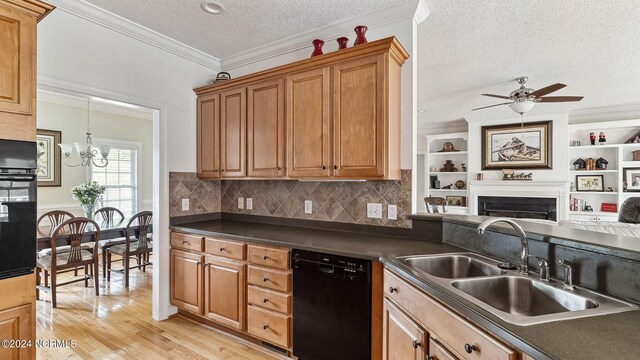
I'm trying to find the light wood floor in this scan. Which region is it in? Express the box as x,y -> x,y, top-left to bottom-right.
36,260 -> 280,360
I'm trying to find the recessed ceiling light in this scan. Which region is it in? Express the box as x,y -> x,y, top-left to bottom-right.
201,1 -> 225,15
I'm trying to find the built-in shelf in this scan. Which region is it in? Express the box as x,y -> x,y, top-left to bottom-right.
430,171 -> 468,174
429,189 -> 467,192
429,151 -> 468,156
570,191 -> 618,195
621,161 -> 640,167
569,170 -> 618,173
570,144 -> 625,150
569,211 -> 619,216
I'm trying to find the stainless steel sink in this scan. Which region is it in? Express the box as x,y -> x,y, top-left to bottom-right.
396,253 -> 506,279
392,253 -> 638,326
451,276 -> 598,316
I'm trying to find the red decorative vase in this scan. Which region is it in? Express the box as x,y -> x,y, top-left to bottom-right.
337,37 -> 349,50
353,25 -> 368,46
311,39 -> 324,57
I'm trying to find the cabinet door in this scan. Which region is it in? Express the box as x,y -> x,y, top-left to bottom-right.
220,87 -> 246,177
428,338 -> 458,360
197,93 -> 220,178
170,249 -> 203,314
332,55 -> 385,178
383,299 -> 427,360
0,304 -> 33,360
286,68 -> 330,177
203,257 -> 246,330
0,5 -> 33,116
247,78 -> 285,177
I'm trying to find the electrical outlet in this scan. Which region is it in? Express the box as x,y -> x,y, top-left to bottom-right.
304,200 -> 313,214
367,203 -> 382,219
238,197 -> 244,209
246,198 -> 253,210
388,204 -> 398,220
181,198 -> 190,211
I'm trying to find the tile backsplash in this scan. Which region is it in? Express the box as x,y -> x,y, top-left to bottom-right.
169,172 -> 221,217
169,170 -> 411,228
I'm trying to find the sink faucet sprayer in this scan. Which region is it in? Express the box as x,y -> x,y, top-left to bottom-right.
477,218 -> 530,276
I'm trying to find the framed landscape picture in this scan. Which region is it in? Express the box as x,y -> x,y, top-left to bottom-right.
481,121 -> 552,170
36,129 -> 62,187
576,175 -> 604,192
623,168 -> 640,192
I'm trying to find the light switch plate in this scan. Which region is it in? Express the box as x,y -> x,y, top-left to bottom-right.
304,200 -> 313,214
238,197 -> 244,209
388,204 -> 398,220
367,203 -> 382,219
181,198 -> 190,211
246,198 -> 253,210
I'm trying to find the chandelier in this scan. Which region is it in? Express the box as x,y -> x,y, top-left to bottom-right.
58,99 -> 111,167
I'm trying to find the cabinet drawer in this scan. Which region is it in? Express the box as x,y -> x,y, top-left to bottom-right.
247,266 -> 291,292
247,305 -> 291,349
247,244 -> 290,270
171,232 -> 203,252
248,285 -> 291,314
384,270 -> 516,360
205,237 -> 245,260
430,338 -> 457,360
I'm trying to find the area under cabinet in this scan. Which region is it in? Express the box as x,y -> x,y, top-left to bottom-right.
383,269 -> 521,360
169,231 -> 292,351
194,36 -> 408,180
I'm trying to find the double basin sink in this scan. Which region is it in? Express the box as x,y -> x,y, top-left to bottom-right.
395,253 -> 637,326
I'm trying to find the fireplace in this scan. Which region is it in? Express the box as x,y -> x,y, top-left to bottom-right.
478,196 -> 557,221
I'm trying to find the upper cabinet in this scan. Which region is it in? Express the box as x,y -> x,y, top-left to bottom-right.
0,0 -> 53,141
194,37 -> 408,180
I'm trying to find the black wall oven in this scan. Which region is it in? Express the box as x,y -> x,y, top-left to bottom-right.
0,140 -> 37,280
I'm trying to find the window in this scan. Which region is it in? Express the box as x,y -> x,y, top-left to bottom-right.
90,141 -> 140,217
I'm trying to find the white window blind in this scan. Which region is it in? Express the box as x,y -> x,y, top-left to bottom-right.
90,142 -> 140,217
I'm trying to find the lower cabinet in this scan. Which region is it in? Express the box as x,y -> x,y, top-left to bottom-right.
204,256 -> 245,330
0,304 -> 33,360
170,249 -> 203,314
383,299 -> 427,360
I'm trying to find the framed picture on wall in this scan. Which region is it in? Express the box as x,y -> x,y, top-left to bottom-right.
623,168 -> 640,192
481,121 -> 552,170
575,175 -> 604,192
36,129 -> 62,187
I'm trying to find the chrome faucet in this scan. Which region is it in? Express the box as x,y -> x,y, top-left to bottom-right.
557,258 -> 575,290
477,217 -> 530,276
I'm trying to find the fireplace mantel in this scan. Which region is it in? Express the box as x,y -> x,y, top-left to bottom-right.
468,180 -> 570,220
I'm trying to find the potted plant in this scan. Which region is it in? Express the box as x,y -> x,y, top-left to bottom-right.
71,181 -> 105,219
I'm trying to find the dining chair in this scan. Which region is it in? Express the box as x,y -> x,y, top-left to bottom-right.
106,211 -> 153,288
93,207 -> 128,277
94,207 -> 125,225
36,217 -> 100,308
424,197 -> 447,214
37,210 -> 92,276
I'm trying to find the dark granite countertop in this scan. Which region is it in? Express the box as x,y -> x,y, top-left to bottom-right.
171,218 -> 640,360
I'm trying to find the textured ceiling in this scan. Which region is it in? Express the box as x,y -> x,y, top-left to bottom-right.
417,0 -> 640,126
84,0 -> 404,59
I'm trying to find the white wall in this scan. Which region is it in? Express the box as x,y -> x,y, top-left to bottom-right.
37,100 -> 153,215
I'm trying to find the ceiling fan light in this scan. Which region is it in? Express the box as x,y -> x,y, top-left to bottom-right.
509,100 -> 535,114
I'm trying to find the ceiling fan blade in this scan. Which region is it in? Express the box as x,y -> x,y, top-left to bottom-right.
481,93 -> 511,99
471,102 -> 513,111
537,96 -> 584,103
529,83 -> 566,97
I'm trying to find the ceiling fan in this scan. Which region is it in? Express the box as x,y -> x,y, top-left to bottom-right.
472,76 -> 584,114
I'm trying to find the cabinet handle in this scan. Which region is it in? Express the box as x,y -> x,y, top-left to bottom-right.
263,277 -> 270,282
427,357 -> 435,360
389,287 -> 397,293
322,166 -> 326,170
277,166 -> 282,170
464,343 -> 477,354
219,247 -> 225,252
333,165 -> 338,170
412,340 -> 421,349
213,169 -> 219,173
263,298 -> 269,303
263,255 -> 269,260
220,169 -> 225,172
182,240 -> 189,245
263,324 -> 269,330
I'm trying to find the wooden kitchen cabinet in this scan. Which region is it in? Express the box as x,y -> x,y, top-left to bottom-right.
0,0 -> 53,142
247,78 -> 285,177
429,338 -> 458,360
197,92 -> 220,178
286,67 -> 331,177
383,298 -> 427,360
170,249 -> 203,314
0,304 -> 33,360
203,256 -> 245,330
220,87 -> 246,177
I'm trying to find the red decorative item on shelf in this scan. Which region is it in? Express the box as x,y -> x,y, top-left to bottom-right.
311,39 -> 324,57
353,25 -> 368,46
337,37 -> 349,50
601,203 -> 618,213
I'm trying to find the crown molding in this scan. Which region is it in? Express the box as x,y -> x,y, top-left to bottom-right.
221,0 -> 427,72
38,89 -> 154,120
47,0 -> 221,71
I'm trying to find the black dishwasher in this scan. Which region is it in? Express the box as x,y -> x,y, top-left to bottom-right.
292,249 -> 371,360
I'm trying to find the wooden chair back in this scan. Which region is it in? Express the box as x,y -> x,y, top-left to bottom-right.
37,210 -> 75,236
125,211 -> 153,252
49,217 -> 100,270
424,197 -> 447,214
94,207 -> 125,225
